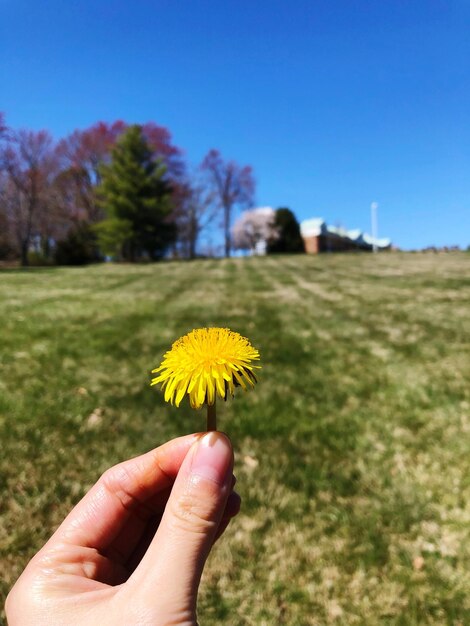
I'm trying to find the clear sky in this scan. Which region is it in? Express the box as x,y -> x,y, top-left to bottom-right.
2,0 -> 469,250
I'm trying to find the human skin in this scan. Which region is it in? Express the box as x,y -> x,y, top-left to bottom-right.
5,432 -> 240,625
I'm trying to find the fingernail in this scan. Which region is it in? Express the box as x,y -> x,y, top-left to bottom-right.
191,432 -> 233,485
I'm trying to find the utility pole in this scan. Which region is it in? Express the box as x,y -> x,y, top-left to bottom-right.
371,202 -> 378,253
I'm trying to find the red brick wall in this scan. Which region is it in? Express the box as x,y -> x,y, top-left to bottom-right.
303,235 -> 320,254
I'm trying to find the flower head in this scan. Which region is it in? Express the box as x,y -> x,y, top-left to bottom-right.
151,327 -> 260,409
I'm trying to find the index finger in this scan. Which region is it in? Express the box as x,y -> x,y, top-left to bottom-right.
47,433 -> 201,552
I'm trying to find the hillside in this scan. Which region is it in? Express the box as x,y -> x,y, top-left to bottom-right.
1,252 -> 469,624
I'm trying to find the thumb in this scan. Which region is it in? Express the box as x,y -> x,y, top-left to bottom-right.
130,432 -> 233,617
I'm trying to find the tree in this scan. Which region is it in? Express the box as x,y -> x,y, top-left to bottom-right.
96,125 -> 176,261
0,112 -> 6,137
93,217 -> 133,259
140,122 -> 185,181
0,115 -> 13,259
201,149 -> 255,257
267,207 -> 305,254
54,223 -> 101,265
56,120 -> 185,227
232,207 -> 276,255
171,175 -> 217,259
0,175 -> 15,260
56,120 -> 127,225
0,129 -> 57,266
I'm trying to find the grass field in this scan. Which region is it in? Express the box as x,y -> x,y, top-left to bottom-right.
1,252 -> 469,625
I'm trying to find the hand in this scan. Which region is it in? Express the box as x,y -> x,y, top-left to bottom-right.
5,432 -> 240,625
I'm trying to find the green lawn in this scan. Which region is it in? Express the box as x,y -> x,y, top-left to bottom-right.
1,253 -> 469,625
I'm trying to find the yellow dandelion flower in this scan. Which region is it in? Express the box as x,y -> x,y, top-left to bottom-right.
151,327 -> 260,429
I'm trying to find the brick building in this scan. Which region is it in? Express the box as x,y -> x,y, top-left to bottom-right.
300,218 -> 391,254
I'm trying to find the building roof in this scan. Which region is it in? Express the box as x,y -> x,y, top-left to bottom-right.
300,218 -> 326,237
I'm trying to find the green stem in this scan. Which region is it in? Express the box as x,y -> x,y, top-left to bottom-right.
206,400 -> 217,431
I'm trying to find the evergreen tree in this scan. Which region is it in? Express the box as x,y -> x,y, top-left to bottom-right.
54,223 -> 102,265
95,125 -> 176,261
267,207 -> 305,253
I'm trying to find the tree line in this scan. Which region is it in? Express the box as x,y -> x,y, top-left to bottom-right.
0,112 -> 304,265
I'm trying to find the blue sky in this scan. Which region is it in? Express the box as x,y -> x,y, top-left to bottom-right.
2,0 -> 469,249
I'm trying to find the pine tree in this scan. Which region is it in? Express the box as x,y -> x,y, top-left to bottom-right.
95,125 -> 176,261
267,208 -> 305,254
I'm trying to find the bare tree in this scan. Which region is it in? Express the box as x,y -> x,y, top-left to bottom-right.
173,175 -> 217,259
1,129 -> 56,265
201,149 -> 255,257
0,173 -> 15,259
0,112 -> 7,137
0,115 -> 13,258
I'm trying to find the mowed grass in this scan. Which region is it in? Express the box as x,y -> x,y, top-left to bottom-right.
1,252 -> 469,625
